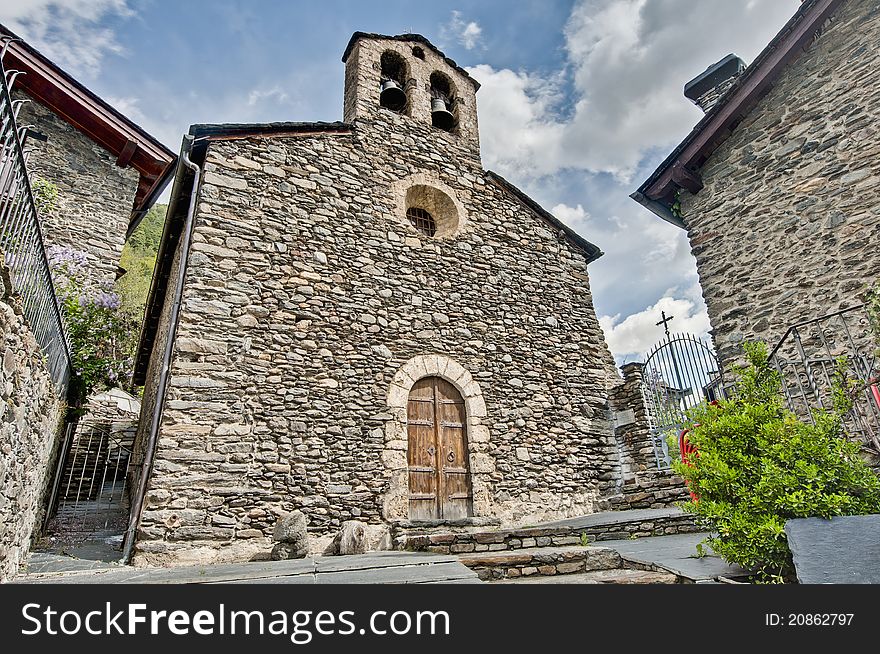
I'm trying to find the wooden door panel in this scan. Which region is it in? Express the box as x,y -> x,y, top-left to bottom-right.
407,378 -> 439,520
407,376 -> 472,521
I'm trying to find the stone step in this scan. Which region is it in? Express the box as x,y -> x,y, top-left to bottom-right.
494,568 -> 681,584
395,508 -> 699,554
457,545 -> 623,581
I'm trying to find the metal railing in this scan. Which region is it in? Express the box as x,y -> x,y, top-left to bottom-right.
0,38 -> 73,393
768,304 -> 880,455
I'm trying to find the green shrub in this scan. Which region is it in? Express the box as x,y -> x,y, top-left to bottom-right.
673,342 -> 880,582
48,245 -> 138,405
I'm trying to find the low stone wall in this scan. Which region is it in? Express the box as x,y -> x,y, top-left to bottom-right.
459,545 -> 623,580
396,510 -> 699,554
597,470 -> 691,511
0,271 -> 64,581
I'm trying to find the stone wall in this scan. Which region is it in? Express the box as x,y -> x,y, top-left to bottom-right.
0,267 -> 64,581
128,216 -> 188,539
602,362 -> 689,510
597,471 -> 690,511
134,98 -> 621,564
15,89 -> 140,285
608,363 -> 656,481
680,0 -> 880,365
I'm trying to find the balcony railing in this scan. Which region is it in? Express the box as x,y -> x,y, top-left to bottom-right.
768,304 -> 880,456
0,38 -> 73,393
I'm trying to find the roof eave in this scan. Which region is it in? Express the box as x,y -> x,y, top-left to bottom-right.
1,24 -> 177,229
485,170 -> 604,264
630,191 -> 686,230
633,0 -> 844,223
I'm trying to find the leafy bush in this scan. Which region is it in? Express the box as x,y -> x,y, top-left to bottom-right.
673,342 -> 880,582
31,177 -> 59,214
48,245 -> 138,403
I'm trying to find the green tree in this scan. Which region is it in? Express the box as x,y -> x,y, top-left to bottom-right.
117,203 -> 165,325
673,342 -> 880,582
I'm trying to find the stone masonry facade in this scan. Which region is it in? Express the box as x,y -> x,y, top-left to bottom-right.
16,89 -> 140,285
680,0 -> 880,364
0,266 -> 64,581
133,35 -> 629,565
604,362 -> 688,511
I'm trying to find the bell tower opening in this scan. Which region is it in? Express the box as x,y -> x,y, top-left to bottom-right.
429,71 -> 457,132
342,32 -> 481,154
379,50 -> 409,113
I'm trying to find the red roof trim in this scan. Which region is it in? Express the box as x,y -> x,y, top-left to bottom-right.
1,25 -> 176,225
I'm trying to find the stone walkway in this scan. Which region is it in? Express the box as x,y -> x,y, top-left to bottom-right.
18,509 -> 748,584
17,551 -> 480,584
598,532 -> 749,582
537,506 -> 685,530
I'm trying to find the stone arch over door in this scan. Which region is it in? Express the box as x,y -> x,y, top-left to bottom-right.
383,355 -> 493,522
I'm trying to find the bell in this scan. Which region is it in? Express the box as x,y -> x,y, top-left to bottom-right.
379,79 -> 407,112
431,97 -> 456,131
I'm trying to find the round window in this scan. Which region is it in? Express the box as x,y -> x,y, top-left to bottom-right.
404,185 -> 460,238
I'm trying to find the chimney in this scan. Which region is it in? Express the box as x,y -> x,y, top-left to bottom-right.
684,54 -> 746,113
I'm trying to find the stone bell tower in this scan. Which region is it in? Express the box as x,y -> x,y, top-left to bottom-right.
341,32 -> 481,157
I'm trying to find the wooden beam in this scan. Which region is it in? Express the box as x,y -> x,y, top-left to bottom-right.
116,138 -> 138,168
671,163 -> 703,194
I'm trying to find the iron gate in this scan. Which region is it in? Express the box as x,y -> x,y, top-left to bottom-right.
45,421 -> 134,536
640,333 -> 725,469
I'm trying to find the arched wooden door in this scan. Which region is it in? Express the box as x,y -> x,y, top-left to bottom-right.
407,377 -> 472,521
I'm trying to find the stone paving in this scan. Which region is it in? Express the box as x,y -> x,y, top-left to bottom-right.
17,509 -> 748,584
17,551 -> 480,584
598,532 -> 749,582
785,515 -> 880,584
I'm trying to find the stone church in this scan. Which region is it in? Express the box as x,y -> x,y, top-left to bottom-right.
126,32 -> 651,565
633,0 -> 880,365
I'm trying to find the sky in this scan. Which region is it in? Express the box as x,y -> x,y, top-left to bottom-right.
1,0 -> 802,363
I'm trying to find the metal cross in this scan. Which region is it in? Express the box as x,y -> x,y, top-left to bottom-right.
656,311 -> 675,337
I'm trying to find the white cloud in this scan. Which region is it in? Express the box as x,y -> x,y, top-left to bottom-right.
600,295 -> 711,360
105,95 -> 142,118
247,86 -> 290,107
0,0 -> 133,78
468,64 -> 565,178
551,202 -> 590,230
470,0 -> 801,182
442,10 -> 484,51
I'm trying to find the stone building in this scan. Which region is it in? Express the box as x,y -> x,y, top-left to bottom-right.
126,32 -> 646,565
632,0 -> 880,364
0,27 -> 174,580
2,26 -> 176,284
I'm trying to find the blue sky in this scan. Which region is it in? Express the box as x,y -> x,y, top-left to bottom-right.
2,0 -> 802,361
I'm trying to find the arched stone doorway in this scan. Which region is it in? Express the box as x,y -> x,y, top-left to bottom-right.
383,355 -> 493,522
407,376 -> 471,520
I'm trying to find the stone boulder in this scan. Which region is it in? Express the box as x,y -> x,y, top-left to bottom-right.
329,520 -> 392,555
338,520 -> 367,555
270,511 -> 309,560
